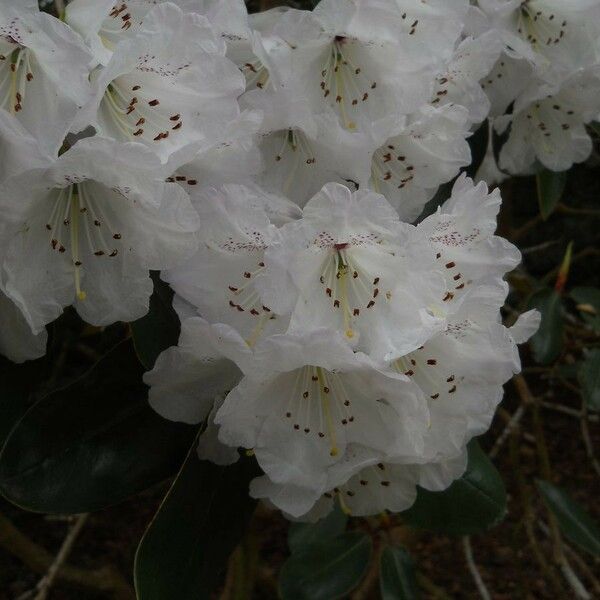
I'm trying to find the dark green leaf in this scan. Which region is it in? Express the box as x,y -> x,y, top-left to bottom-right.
131,271 -> 180,370
537,480 -> 600,557
579,350 -> 600,411
536,169 -> 567,220
380,545 -> 420,600
401,440 -> 506,535
464,119 -> 489,179
134,444 -> 259,600
527,288 -> 564,365
279,531 -> 372,600
0,341 -> 195,513
571,287 -> 600,332
288,500 -> 347,554
0,357 -> 46,449
491,115 -> 511,170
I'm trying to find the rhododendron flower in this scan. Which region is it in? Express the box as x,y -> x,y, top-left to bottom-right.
368,104 -> 471,221
73,3 -> 244,162
496,68 -> 600,173
0,136 -> 199,332
164,184 -> 300,345
259,182 -> 447,361
0,0 -> 92,154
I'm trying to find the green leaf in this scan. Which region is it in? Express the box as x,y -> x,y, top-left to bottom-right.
131,271 -> 180,370
536,169 -> 567,220
134,444 -> 259,600
279,531 -> 372,600
527,288 -> 564,365
464,119 -> 489,179
288,500 -> 347,554
401,440 -> 506,535
0,341 -> 196,513
579,350 -> 600,411
0,356 -> 48,449
571,286 -> 600,332
537,480 -> 600,557
380,545 -> 420,600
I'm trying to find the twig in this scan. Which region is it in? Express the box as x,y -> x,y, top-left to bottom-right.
490,405 -> 526,459
580,396 -> 600,477
538,521 -> 600,594
351,537 -> 383,600
509,430 -> 564,594
462,537 -> 492,600
0,511 -> 134,600
33,514 -> 89,600
541,247 -> 600,285
514,375 -> 592,599
540,401 -> 592,421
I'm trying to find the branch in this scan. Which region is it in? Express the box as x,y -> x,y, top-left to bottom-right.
0,511 -> 134,600
462,537 -> 492,600
33,514 -> 89,600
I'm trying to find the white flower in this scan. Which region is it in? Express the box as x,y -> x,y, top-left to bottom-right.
431,32 -> 503,125
262,2 -> 460,131
496,68 -> 600,173
314,0 -> 469,65
259,182 -> 448,361
66,0 -> 248,65
215,327 -> 430,498
146,316 -> 250,425
164,184 -> 300,346
0,111 -> 51,182
0,0 -> 92,154
416,174 -> 521,308
369,104 -> 471,222
0,136 -> 199,333
472,0 -> 600,71
164,109 -> 263,191
247,281 -> 537,519
251,449 -> 468,520
0,287 -> 46,363
73,3 -> 244,163
243,88 -> 377,207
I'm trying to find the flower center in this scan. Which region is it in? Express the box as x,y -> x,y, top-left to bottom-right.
284,366 -> 355,457
45,182 -> 124,301
371,142 -> 416,193
241,57 -> 270,90
101,74 -> 183,143
0,46 -> 33,115
517,1 -> 567,48
319,247 -> 384,340
393,347 -> 458,401
268,128 -> 316,193
319,38 -> 377,130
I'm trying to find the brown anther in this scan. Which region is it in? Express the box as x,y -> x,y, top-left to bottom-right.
148,99 -> 160,106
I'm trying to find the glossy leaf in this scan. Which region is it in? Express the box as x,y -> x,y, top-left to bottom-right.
579,350 -> 600,411
288,500 -> 347,554
279,531 -> 372,600
0,357 -> 46,449
537,480 -> 600,557
380,545 -> 420,600
134,445 -> 259,600
527,289 -> 564,365
464,119 -> 489,179
571,287 -> 600,332
536,169 -> 567,220
401,440 -> 506,535
0,341 -> 196,514
131,271 -> 181,370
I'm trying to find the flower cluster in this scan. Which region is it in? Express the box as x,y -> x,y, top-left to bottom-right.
470,0 -> 600,175
0,0 -> 545,520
